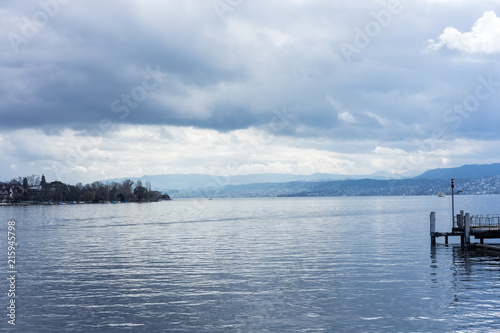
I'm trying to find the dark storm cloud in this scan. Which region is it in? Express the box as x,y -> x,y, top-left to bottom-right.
1,0 -> 499,143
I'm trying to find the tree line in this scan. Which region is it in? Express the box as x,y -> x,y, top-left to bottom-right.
0,174 -> 171,204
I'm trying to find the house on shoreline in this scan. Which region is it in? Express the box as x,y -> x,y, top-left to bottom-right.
0,180 -> 70,204
0,184 -> 23,203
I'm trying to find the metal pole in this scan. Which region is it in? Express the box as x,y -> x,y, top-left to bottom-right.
451,178 -> 455,230
452,190 -> 454,228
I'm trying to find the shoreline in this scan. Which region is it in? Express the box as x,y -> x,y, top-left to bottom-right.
0,200 -> 171,207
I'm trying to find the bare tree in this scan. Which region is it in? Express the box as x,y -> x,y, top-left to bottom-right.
27,174 -> 41,186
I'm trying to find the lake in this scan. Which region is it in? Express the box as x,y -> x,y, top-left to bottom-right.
1,195 -> 500,332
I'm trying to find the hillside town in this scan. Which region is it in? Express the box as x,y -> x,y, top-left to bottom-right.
168,176 -> 500,198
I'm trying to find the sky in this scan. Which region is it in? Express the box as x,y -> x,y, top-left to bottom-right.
1,0 -> 500,184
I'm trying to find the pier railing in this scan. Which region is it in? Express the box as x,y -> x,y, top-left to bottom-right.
470,214 -> 500,229
433,211 -> 500,246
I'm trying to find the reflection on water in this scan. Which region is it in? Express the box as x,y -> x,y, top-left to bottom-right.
427,244 -> 500,331
1,196 -> 500,332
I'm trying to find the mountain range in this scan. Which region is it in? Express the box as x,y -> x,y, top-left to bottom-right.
414,163 -> 500,180
105,170 -> 420,191
103,163 -> 500,196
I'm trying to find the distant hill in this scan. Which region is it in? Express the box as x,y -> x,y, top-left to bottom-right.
170,175 -> 500,198
169,178 -> 451,198
105,173 -> 344,191
414,163 -> 500,180
104,171 -> 416,191
100,163 -> 500,197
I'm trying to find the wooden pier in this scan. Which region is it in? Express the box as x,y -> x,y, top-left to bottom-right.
430,211 -> 500,247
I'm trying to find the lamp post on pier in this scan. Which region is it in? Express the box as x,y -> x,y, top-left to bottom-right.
451,178 -> 455,229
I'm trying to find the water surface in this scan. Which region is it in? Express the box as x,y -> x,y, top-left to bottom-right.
1,196 -> 500,332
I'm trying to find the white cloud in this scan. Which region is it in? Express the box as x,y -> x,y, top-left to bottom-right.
373,146 -> 408,155
326,94 -> 357,124
3,125 -> 500,185
363,111 -> 392,127
338,112 -> 357,124
428,10 -> 500,53
425,0 -> 466,3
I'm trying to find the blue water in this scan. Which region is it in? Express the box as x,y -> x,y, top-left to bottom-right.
1,196 -> 500,332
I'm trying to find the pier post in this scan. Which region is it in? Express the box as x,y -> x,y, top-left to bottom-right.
457,210 -> 465,229
430,212 -> 436,245
465,213 -> 470,245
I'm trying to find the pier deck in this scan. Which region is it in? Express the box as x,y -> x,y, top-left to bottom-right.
430,212 -> 500,246
470,227 -> 500,239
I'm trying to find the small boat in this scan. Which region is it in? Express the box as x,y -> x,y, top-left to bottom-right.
438,192 -> 446,197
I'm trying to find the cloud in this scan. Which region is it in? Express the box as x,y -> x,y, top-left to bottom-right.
3,123 -> 500,185
428,10 -> 500,54
373,146 -> 408,155
0,0 -> 441,139
0,125 -> 363,183
338,111 -> 357,124
1,1 -> 500,182
326,94 -> 357,124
